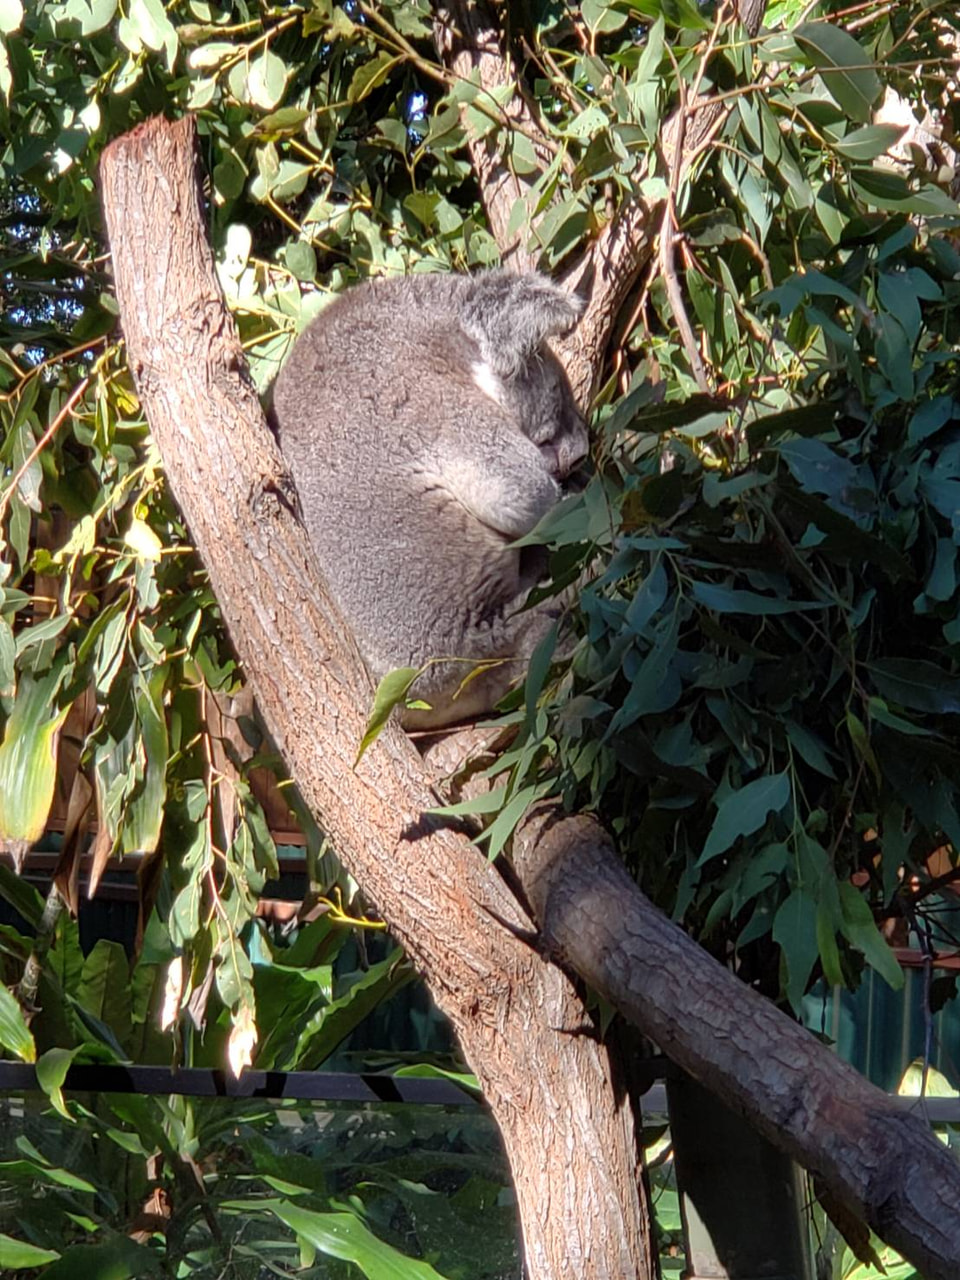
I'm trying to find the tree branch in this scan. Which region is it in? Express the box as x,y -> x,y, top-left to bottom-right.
512,804 -> 960,1280
433,0 -> 767,405
98,114 -> 654,1280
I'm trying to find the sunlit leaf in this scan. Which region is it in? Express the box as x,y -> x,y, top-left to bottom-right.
356,667 -> 421,763
259,1199 -> 452,1278
0,673 -> 72,852
794,23 -> 881,123
0,983 -> 34,1061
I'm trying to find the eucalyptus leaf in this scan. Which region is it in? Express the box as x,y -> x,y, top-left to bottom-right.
773,889 -> 818,1011
793,23 -> 881,123
699,773 -> 791,864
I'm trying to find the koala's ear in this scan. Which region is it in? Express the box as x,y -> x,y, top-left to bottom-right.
460,271 -> 584,378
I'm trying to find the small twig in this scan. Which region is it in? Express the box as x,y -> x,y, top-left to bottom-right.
0,377 -> 90,519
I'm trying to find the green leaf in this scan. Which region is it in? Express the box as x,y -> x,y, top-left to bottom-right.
827,123 -> 905,161
0,982 -> 35,1062
793,23 -> 880,123
845,711 -> 880,785
773,889 -> 818,1011
785,720 -> 836,778
690,582 -> 825,615
778,437 -> 858,503
122,671 -> 168,854
284,241 -> 317,282
908,395 -> 955,445
699,773 -> 791,864
293,949 -> 414,1070
775,487 -> 912,581
868,658 -> 960,715
0,861 -> 43,927
248,49 -> 288,110
348,51 -> 400,103
815,903 -> 843,988
36,1046 -> 82,1122
851,168 -> 960,217
838,882 -> 904,989
524,621 -> 557,725
582,0 -> 627,34
867,697 -> 927,737
480,780 -> 554,860
0,673 -> 72,847
78,940 -> 133,1040
428,784 -> 509,818
260,1200 -> 453,1278
0,1234 -> 59,1267
127,0 -> 177,68
745,403 -> 837,449
0,1154 -> 94,1192
621,0 -> 709,29
356,667 -> 421,763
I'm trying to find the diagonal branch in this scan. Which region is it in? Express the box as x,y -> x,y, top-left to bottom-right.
98,114 -> 654,1280
512,804 -> 960,1280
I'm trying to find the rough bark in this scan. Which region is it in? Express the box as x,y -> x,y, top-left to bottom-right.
98,115 -> 654,1280
433,0 -> 552,275
513,805 -> 960,1280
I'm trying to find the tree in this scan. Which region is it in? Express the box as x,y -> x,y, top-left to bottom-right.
2,1 -> 960,1277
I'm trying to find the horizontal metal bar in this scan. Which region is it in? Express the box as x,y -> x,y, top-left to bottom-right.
0,1063 -> 477,1106
1,1063 -> 957,1122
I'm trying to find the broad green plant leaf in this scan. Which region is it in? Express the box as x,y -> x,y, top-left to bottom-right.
826,123 -> 904,161
773,889 -> 818,1011
30,1236 -> 162,1278
259,1200 -> 453,1278
293,948 -> 414,1070
0,673 -> 72,848
838,882 -> 904,989
36,1046 -> 82,1121
0,1234 -> 59,1268
851,168 -> 960,217
0,982 -> 34,1061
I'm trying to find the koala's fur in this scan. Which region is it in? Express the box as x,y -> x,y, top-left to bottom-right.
270,270 -> 587,728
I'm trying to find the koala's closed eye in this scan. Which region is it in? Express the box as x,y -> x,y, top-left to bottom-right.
270,269 -> 586,729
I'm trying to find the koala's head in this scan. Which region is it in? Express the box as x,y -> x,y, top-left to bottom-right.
460,271 -> 589,480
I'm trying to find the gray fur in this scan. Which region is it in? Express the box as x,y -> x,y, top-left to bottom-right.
270,269 -> 587,728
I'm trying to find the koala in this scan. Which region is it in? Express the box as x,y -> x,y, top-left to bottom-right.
270,269 -> 587,729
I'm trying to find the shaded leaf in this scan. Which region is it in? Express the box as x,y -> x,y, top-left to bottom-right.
699,773 -> 791,864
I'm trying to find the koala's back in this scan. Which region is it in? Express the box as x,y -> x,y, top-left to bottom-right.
271,272 -> 584,725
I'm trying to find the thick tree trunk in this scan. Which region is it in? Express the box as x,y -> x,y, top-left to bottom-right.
98,115 -> 654,1280
513,806 -> 960,1280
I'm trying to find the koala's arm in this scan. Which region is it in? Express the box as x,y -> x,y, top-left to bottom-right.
426,423 -> 560,541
